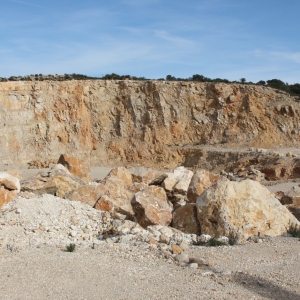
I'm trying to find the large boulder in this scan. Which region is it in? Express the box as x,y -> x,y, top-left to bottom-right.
0,187 -> 18,210
162,167 -> 193,205
132,186 -> 173,228
47,164 -> 86,198
0,172 -> 20,192
0,172 -> 20,209
196,178 -> 299,242
187,169 -> 221,203
172,204 -> 201,235
94,168 -> 146,218
279,185 -> 300,221
57,154 -> 91,182
20,164 -> 85,198
130,167 -> 167,185
107,167 -> 132,185
65,183 -> 107,207
21,172 -> 57,196
280,185 -> 300,206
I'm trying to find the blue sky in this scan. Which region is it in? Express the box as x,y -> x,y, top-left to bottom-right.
1,0 -> 300,83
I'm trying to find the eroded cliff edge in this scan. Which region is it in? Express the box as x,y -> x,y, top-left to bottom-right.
1,80 -> 299,168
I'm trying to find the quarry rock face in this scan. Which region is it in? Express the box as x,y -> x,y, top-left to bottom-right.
196,179 -> 299,242
1,80 -> 300,169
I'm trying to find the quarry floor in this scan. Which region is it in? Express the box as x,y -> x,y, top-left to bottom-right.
0,237 -> 299,300
7,148 -> 300,299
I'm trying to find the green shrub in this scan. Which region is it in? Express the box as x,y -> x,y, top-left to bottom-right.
206,238 -> 226,247
288,224 -> 300,238
66,243 -> 76,252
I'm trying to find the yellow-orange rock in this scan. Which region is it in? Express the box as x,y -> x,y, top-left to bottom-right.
57,154 -> 91,182
0,187 -> 18,209
196,178 -> 299,242
172,204 -> 200,235
65,183 -> 107,207
187,169 -> 221,203
108,167 -> 132,185
0,172 -> 20,192
132,186 -> 173,228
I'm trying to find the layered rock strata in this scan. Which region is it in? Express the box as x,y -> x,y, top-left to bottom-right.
1,80 -> 299,169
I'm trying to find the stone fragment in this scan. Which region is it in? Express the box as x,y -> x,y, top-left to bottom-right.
162,173 -> 178,192
189,257 -> 206,266
196,178 -> 300,242
162,167 -> 193,205
280,185 -> 300,206
107,167 -> 132,185
172,204 -> 201,235
19,191 -> 36,199
172,167 -> 194,197
0,172 -> 20,192
132,186 -> 173,228
21,173 -> 57,196
130,166 -> 167,185
0,187 -> 18,210
187,169 -> 221,203
50,164 -> 86,198
171,244 -> 183,254
188,263 -> 198,269
179,241 -> 189,252
57,154 -> 91,182
94,177 -> 145,218
65,183 -> 107,207
175,252 -> 189,263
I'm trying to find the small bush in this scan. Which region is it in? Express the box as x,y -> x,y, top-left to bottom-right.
288,224 -> 300,238
206,238 -> 226,247
66,243 -> 76,252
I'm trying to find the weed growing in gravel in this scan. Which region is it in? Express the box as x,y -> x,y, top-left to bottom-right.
288,224 -> 300,238
66,243 -> 76,252
206,238 -> 226,247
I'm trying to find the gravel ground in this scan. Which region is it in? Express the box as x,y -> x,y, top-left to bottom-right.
0,237 -> 299,300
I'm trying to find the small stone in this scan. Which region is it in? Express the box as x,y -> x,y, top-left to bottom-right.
171,244 -> 183,255
197,234 -> 211,243
175,253 -> 189,263
148,239 -> 158,245
189,257 -> 206,266
188,263 -> 198,269
179,241 -> 189,251
69,230 -> 77,237
160,233 -> 170,244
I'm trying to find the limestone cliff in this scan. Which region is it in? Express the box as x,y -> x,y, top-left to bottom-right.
0,80 -> 299,168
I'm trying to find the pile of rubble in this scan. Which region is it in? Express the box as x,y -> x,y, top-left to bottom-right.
0,155 -> 299,257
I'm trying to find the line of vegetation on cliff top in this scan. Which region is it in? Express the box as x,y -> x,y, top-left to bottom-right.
1,73 -> 300,97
